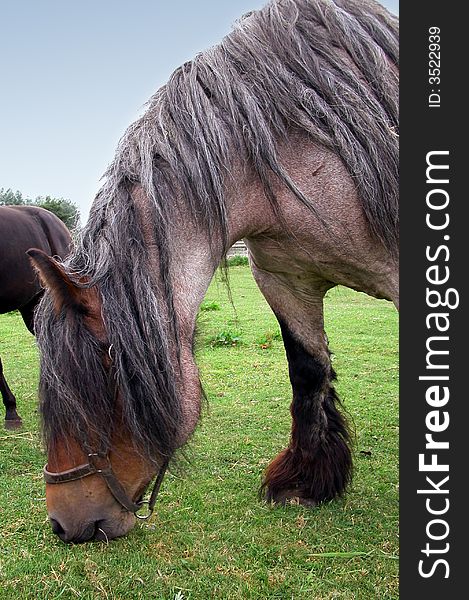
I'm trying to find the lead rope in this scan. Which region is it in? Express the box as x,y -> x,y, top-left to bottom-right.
135,459 -> 169,520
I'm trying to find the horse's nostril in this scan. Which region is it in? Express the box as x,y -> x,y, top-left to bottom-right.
50,517 -> 65,536
50,517 -> 97,543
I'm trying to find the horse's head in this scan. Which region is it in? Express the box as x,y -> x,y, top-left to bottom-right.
28,249 -> 177,543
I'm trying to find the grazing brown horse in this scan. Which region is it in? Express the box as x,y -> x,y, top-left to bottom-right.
29,0 -> 398,543
0,205 -> 71,428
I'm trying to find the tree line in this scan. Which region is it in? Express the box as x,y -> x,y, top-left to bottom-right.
0,188 -> 80,230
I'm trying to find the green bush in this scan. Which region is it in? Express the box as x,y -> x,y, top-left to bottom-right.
226,255 -> 249,267
209,329 -> 243,347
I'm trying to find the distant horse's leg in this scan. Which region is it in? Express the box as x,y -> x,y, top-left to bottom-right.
1,355 -> 22,428
1,297 -> 38,429
19,294 -> 41,334
251,264 -> 352,506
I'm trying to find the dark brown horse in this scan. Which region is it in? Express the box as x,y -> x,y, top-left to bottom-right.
29,0 -> 398,543
0,205 -> 71,428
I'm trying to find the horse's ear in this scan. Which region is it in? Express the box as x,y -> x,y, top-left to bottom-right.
27,248 -> 86,314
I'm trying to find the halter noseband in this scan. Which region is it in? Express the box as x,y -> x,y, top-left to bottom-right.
42,345 -> 169,520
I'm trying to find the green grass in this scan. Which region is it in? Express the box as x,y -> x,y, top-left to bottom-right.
0,265 -> 398,599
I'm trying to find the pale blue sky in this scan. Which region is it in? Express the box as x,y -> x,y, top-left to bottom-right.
0,0 -> 398,222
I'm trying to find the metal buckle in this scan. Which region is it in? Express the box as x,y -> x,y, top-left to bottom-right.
135,499 -> 154,520
87,452 -> 109,474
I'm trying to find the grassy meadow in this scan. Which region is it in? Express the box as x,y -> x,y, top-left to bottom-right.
0,265 -> 398,599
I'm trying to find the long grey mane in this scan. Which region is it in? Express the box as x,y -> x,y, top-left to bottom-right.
36,0 -> 399,463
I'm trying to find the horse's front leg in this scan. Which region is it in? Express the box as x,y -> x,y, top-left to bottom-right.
250,263 -> 352,506
0,356 -> 22,429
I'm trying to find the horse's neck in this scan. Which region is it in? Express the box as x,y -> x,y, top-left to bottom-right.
129,163 -> 273,336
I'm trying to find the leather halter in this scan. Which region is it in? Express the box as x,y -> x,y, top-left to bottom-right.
43,452 -> 169,520
42,346 -> 169,520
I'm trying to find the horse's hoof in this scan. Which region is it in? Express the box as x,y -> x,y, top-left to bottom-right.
265,488 -> 318,508
4,418 -> 22,430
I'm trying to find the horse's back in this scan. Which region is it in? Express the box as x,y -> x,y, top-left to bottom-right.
0,205 -> 71,313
